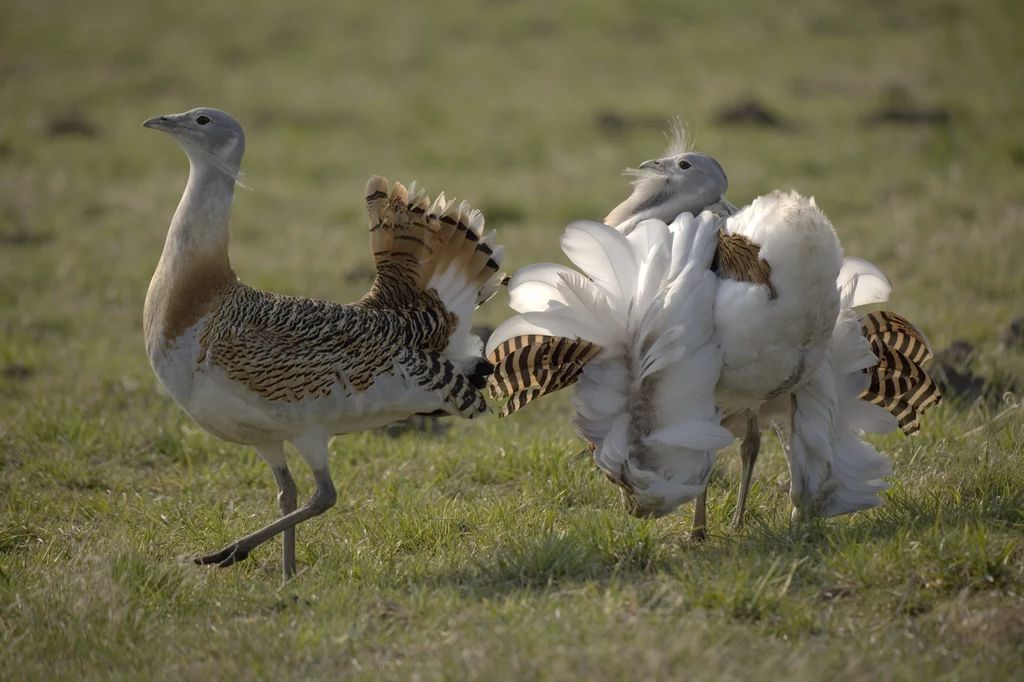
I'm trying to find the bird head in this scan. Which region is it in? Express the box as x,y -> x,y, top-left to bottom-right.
143,107 -> 246,183
634,151 -> 729,207
604,120 -> 733,234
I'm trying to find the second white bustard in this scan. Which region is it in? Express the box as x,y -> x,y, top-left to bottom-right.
487,189 -> 940,525
601,136 -> 940,536
487,212 -> 735,515
143,108 -> 505,578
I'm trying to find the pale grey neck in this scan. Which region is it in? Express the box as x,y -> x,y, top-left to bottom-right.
161,156 -> 236,263
611,182 -> 730,236
612,190 -> 706,235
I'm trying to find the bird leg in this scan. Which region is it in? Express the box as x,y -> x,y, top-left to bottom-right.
246,444 -> 300,578
196,468 -> 336,570
690,490 -> 707,542
732,410 -> 760,530
271,465 -> 298,579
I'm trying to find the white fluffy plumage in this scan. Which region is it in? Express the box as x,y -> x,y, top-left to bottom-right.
489,190 -> 911,522
486,213 -> 735,516
779,256 -> 903,518
714,192 -> 843,412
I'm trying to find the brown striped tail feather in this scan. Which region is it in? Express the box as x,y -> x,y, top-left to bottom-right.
858,311 -> 942,434
361,176 -> 503,309
486,334 -> 602,417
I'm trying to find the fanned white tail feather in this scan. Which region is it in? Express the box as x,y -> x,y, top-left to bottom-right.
487,212 -> 734,517
789,257 -> 901,517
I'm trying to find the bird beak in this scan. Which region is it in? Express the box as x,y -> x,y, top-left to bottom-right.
638,159 -> 658,171
142,115 -> 176,131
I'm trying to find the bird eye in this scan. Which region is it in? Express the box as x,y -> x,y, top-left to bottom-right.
196,115 -> 211,125
678,159 -> 692,170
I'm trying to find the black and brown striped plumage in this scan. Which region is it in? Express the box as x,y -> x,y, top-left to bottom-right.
197,290 -> 476,408
713,231 -> 778,299
180,177 -> 500,417
486,334 -> 602,417
858,310 -> 942,433
361,176 -> 502,310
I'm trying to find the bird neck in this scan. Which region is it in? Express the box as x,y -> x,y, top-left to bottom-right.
145,157 -> 238,347
159,157 -> 236,277
605,178 -> 721,236
605,179 -> 675,235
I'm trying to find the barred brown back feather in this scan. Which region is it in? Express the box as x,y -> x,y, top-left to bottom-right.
858,310 -> 942,434
486,334 -> 602,417
198,286 -> 486,415
713,231 -> 778,299
861,310 -> 932,365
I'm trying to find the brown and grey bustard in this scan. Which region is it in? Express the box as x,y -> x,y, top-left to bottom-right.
487,125 -> 940,536
143,108 -> 505,578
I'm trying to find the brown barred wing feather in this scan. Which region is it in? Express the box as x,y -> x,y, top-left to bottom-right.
487,334 -> 602,417
200,288 -> 447,404
858,311 -> 942,434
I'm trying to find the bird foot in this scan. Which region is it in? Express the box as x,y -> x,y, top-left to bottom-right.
793,478 -> 840,521
689,527 -> 707,543
195,543 -> 252,568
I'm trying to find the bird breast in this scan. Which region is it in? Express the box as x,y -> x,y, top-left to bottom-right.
713,268 -> 840,408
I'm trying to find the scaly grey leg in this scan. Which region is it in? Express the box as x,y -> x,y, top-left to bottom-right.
271,465 -> 298,579
247,444 -> 299,579
691,490 -> 707,542
732,411 -> 760,529
197,437 -> 334,572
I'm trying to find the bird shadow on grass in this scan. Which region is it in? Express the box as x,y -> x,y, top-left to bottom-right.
725,459 -> 1023,559
404,457 -> 1024,602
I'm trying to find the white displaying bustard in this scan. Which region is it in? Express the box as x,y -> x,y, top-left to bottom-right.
143,108 -> 505,578
487,211 -> 735,516
488,129 -> 940,532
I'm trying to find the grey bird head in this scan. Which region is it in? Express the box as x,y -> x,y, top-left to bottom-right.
636,151 -> 729,203
143,107 -> 246,182
604,120 -> 734,234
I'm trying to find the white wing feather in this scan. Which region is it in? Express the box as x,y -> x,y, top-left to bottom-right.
560,220 -> 638,302
786,260 -> 905,518
837,257 -> 891,311
489,215 -> 728,518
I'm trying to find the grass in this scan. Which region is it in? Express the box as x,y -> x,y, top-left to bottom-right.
2,0 -> 1024,679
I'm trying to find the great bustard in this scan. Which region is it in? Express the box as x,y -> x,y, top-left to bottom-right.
143,108 -> 504,578
486,133 -> 939,530
601,138 -> 940,537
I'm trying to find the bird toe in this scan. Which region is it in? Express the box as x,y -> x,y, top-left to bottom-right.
196,543 -> 250,568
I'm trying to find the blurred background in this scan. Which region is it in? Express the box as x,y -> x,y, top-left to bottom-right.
2,0 -> 1023,404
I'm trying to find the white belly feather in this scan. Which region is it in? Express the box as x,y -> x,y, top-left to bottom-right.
713,190 -> 843,414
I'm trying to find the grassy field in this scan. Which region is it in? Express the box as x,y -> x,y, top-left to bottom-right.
2,0 -> 1024,679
